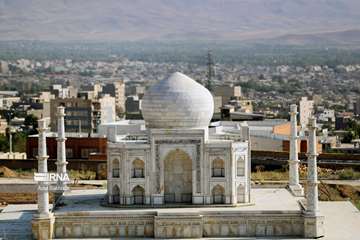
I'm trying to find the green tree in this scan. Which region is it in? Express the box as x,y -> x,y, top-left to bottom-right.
24,114 -> 38,133
343,131 -> 354,143
0,134 -> 9,151
13,132 -> 27,152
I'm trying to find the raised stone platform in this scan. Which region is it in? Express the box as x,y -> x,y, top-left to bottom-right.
53,209 -> 306,238
30,188 -> 327,239
3,189 -> 357,239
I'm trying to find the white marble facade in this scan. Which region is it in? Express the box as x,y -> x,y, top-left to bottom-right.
105,72 -> 250,205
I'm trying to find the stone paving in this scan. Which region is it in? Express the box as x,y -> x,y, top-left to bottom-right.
57,188 -> 302,213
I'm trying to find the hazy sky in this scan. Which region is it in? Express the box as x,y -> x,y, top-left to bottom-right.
0,0 -> 359,41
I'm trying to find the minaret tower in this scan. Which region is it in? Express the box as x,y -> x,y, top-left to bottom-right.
32,118 -> 54,240
36,118 -> 50,217
304,117 -> 325,238
306,117 -> 319,216
55,106 -> 68,200
288,104 -> 304,196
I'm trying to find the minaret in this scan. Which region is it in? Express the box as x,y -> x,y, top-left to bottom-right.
306,117 -> 319,216
303,117 -> 324,238
32,118 -> 55,240
37,118 -> 50,217
288,104 -> 304,196
56,106 -> 68,199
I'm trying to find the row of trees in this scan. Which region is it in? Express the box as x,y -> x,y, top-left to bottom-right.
0,112 -> 38,153
1,40 -> 360,66
343,120 -> 360,143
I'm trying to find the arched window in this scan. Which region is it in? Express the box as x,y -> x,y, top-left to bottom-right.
237,156 -> 245,176
132,185 -> 145,205
112,185 -> 120,204
132,158 -> 145,178
112,159 -> 120,178
211,184 -> 225,204
237,184 -> 245,203
212,158 -> 225,177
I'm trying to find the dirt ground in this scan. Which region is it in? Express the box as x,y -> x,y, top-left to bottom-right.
0,192 -> 55,205
0,183 -> 103,205
318,183 -> 360,210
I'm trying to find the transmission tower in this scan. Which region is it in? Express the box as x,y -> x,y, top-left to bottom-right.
206,50 -> 215,92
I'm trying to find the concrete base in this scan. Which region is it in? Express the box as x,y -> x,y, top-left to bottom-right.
288,184 -> 304,197
304,215 -> 325,238
32,213 -> 55,240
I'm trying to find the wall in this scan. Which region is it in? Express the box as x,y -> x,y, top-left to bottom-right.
213,85 -> 241,105
50,210 -> 308,239
26,136 -> 107,160
282,140 -> 322,153
99,95 -> 116,124
251,136 -> 283,152
50,98 -> 92,133
273,122 -> 291,136
0,159 -> 107,179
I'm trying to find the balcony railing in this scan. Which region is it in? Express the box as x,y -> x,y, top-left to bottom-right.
212,168 -> 225,177
132,168 -> 144,178
112,195 -> 120,204
181,193 -> 192,203
164,193 -> 175,203
109,194 -> 232,206
112,168 -> 120,178
164,193 -> 192,203
212,194 -> 225,204
133,195 -> 144,205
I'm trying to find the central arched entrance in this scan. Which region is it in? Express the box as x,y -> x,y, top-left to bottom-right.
164,149 -> 192,203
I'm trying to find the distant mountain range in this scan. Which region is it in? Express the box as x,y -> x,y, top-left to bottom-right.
0,0 -> 360,45
263,29 -> 360,46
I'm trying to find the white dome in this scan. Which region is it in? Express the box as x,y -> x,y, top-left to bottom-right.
142,72 -> 214,129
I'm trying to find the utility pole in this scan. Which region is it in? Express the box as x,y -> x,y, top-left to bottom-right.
9,128 -> 12,154
206,50 -> 215,92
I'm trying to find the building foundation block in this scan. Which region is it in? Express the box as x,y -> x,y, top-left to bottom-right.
304,215 -> 325,238
32,214 -> 55,240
